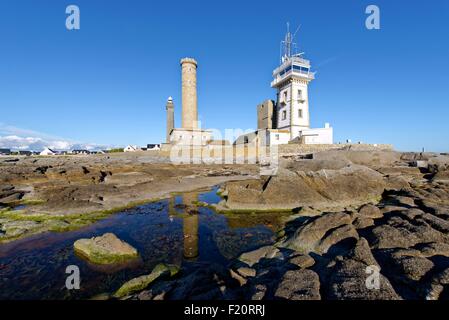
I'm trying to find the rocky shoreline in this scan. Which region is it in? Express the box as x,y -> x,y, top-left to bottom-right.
0,152 -> 258,243
1,148 -> 449,300
96,150 -> 449,300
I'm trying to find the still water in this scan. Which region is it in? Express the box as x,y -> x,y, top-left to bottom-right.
0,187 -> 287,300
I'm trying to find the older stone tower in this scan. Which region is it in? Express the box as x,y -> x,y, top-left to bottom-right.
166,96 -> 174,143
181,58 -> 198,129
165,57 -> 212,147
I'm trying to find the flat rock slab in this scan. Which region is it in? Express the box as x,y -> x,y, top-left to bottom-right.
74,233 -> 138,265
238,246 -> 281,267
282,212 -> 353,254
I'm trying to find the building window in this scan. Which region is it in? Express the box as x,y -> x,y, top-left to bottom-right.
283,91 -> 288,102
275,134 -> 280,140
298,109 -> 303,118
282,110 -> 287,120
298,89 -> 303,100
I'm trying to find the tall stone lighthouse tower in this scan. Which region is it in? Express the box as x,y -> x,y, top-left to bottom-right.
271,25 -> 315,140
181,58 -> 198,129
164,57 -> 212,147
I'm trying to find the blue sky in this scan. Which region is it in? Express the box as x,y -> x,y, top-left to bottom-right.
0,0 -> 448,151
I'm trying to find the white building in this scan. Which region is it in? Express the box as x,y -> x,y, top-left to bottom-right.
271,25 -> 333,145
169,128 -> 213,146
237,25 -> 333,147
40,147 -> 57,156
146,144 -> 161,151
124,145 -> 139,152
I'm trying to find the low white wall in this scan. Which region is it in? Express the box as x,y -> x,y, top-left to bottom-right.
301,127 -> 333,144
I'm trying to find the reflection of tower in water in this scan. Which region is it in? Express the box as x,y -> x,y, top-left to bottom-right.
182,192 -> 199,259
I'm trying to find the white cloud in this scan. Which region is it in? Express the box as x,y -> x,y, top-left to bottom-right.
0,124 -> 115,151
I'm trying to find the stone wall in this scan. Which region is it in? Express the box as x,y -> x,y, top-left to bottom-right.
278,143 -> 394,155
159,143 -> 394,164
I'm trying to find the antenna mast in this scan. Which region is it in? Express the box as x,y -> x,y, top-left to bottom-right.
280,22 -> 299,63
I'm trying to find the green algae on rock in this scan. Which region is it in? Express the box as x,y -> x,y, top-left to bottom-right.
114,263 -> 179,298
73,233 -> 139,265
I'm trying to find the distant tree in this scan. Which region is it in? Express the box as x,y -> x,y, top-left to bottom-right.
107,148 -> 124,153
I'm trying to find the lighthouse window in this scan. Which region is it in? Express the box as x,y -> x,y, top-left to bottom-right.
298,109 -> 303,118
298,90 -> 303,99
283,91 -> 288,102
282,110 -> 287,120
293,66 -> 309,72
292,65 -> 309,73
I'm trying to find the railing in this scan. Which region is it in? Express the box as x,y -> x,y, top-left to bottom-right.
271,69 -> 315,87
272,57 -> 311,75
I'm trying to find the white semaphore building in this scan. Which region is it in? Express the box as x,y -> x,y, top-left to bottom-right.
238,24 -> 333,146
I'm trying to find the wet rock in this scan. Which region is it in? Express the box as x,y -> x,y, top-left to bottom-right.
214,228 -> 275,260
327,259 -> 401,300
73,233 -> 139,265
238,246 -> 281,267
1,220 -> 41,237
114,263 -> 178,298
282,212 -> 353,254
274,269 -> 321,300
